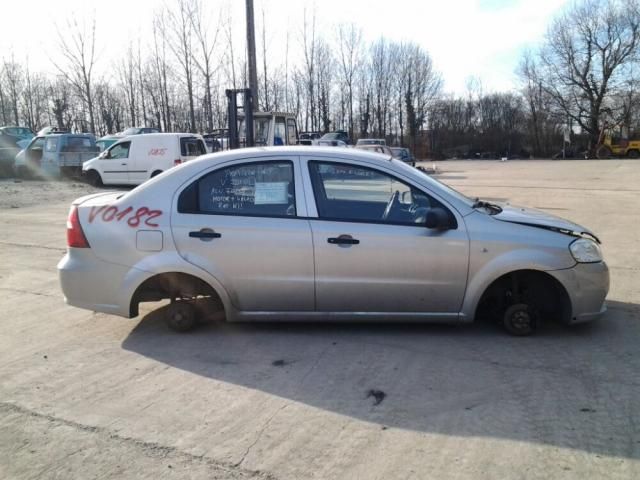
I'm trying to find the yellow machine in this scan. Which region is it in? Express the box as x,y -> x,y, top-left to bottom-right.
596,124 -> 640,159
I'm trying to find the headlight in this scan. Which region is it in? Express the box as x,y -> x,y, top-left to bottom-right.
570,238 -> 602,263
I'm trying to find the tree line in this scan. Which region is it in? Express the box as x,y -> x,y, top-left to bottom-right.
1,0 -> 638,158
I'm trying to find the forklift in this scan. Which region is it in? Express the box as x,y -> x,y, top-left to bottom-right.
226,89 -> 299,149
595,122 -> 640,159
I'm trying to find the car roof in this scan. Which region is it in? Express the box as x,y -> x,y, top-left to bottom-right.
133,146 -> 473,216
124,132 -> 200,138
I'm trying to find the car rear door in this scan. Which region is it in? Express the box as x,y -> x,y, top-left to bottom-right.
303,157 -> 469,316
171,156 -> 314,312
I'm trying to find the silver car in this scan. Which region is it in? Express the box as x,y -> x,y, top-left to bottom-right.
58,146 -> 609,335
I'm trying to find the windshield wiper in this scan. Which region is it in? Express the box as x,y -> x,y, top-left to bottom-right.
472,198 -> 503,214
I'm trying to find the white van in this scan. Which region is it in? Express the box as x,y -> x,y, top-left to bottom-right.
82,133 -> 206,186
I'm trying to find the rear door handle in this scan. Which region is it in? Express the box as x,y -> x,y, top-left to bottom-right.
328,235 -> 360,245
189,229 -> 222,240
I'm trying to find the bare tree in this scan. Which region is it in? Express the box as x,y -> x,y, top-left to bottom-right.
335,23 -> 362,140
165,0 -> 197,132
53,15 -> 98,133
21,65 -> 48,131
537,0 -> 640,153
301,7 -> 317,131
118,43 -> 138,126
151,11 -> 172,130
2,59 -> 23,125
191,0 -> 221,132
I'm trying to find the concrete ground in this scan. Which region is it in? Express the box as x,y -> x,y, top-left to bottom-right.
0,159 -> 639,479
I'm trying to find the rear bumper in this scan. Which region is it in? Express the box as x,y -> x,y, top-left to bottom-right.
549,261 -> 609,324
58,248 -> 132,317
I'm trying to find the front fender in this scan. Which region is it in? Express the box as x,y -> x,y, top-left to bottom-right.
461,248 -> 576,321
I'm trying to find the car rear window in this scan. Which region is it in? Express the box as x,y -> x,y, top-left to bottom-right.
178,161 -> 296,217
180,137 -> 207,156
62,136 -> 97,152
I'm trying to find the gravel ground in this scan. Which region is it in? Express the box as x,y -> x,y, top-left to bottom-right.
0,160 -> 639,480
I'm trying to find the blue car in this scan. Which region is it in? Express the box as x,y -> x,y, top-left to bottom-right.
14,133 -> 99,178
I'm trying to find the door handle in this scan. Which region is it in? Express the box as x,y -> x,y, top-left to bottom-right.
328,235 -> 360,245
189,229 -> 222,240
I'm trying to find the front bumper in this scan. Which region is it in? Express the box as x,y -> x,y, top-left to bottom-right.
549,261 -> 609,324
58,248 -> 132,317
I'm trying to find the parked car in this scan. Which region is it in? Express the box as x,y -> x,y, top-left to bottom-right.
120,127 -> 161,136
82,133 -> 207,186
356,144 -> 394,156
97,127 -> 162,153
0,132 -> 22,176
14,133 -> 98,177
59,146 -> 608,336
318,131 -> 350,145
0,126 -> 35,143
356,138 -> 386,146
298,131 -> 322,146
202,130 -> 229,152
316,139 -> 348,147
391,147 -> 416,166
13,135 -> 45,177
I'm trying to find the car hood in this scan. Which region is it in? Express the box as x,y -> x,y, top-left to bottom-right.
493,204 -> 599,242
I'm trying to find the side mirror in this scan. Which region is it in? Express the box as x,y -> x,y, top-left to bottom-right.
425,207 -> 451,230
400,190 -> 413,204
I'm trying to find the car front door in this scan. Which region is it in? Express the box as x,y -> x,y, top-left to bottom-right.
304,159 -> 469,316
171,157 -> 315,312
26,137 -> 45,166
102,141 -> 131,185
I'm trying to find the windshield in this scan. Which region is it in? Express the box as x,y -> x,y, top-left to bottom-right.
239,118 -> 271,145
411,166 -> 475,207
321,132 -> 341,140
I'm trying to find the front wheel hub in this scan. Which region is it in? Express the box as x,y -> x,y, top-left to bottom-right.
503,303 -> 537,336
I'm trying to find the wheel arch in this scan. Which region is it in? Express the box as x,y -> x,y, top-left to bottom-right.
473,269 -> 572,324
128,271 -> 229,318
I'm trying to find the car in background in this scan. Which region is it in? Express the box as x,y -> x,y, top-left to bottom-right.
0,126 -> 35,142
0,134 -> 21,176
355,144 -> 394,157
37,126 -> 70,136
14,133 -> 99,178
318,130 -> 350,145
59,146 -> 609,336
97,127 -> 162,153
391,147 -> 416,166
356,138 -> 386,146
298,131 -> 322,146
203,129 -> 230,153
83,133 -> 206,186
14,135 -> 45,177
96,137 -> 118,152
1,126 -> 35,151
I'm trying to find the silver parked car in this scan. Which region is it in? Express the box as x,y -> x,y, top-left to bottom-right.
58,146 -> 608,335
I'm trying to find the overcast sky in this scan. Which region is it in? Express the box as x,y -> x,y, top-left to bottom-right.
1,0 -> 570,95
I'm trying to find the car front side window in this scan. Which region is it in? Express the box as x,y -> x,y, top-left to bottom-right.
108,142 -> 131,159
45,137 -> 58,152
309,161 -> 451,226
179,161 -> 296,218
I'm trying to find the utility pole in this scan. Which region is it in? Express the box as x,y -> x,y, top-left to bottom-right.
246,0 -> 259,111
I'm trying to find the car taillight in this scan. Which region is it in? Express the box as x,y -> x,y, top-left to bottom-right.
174,159 -> 181,166
66,205 -> 90,248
